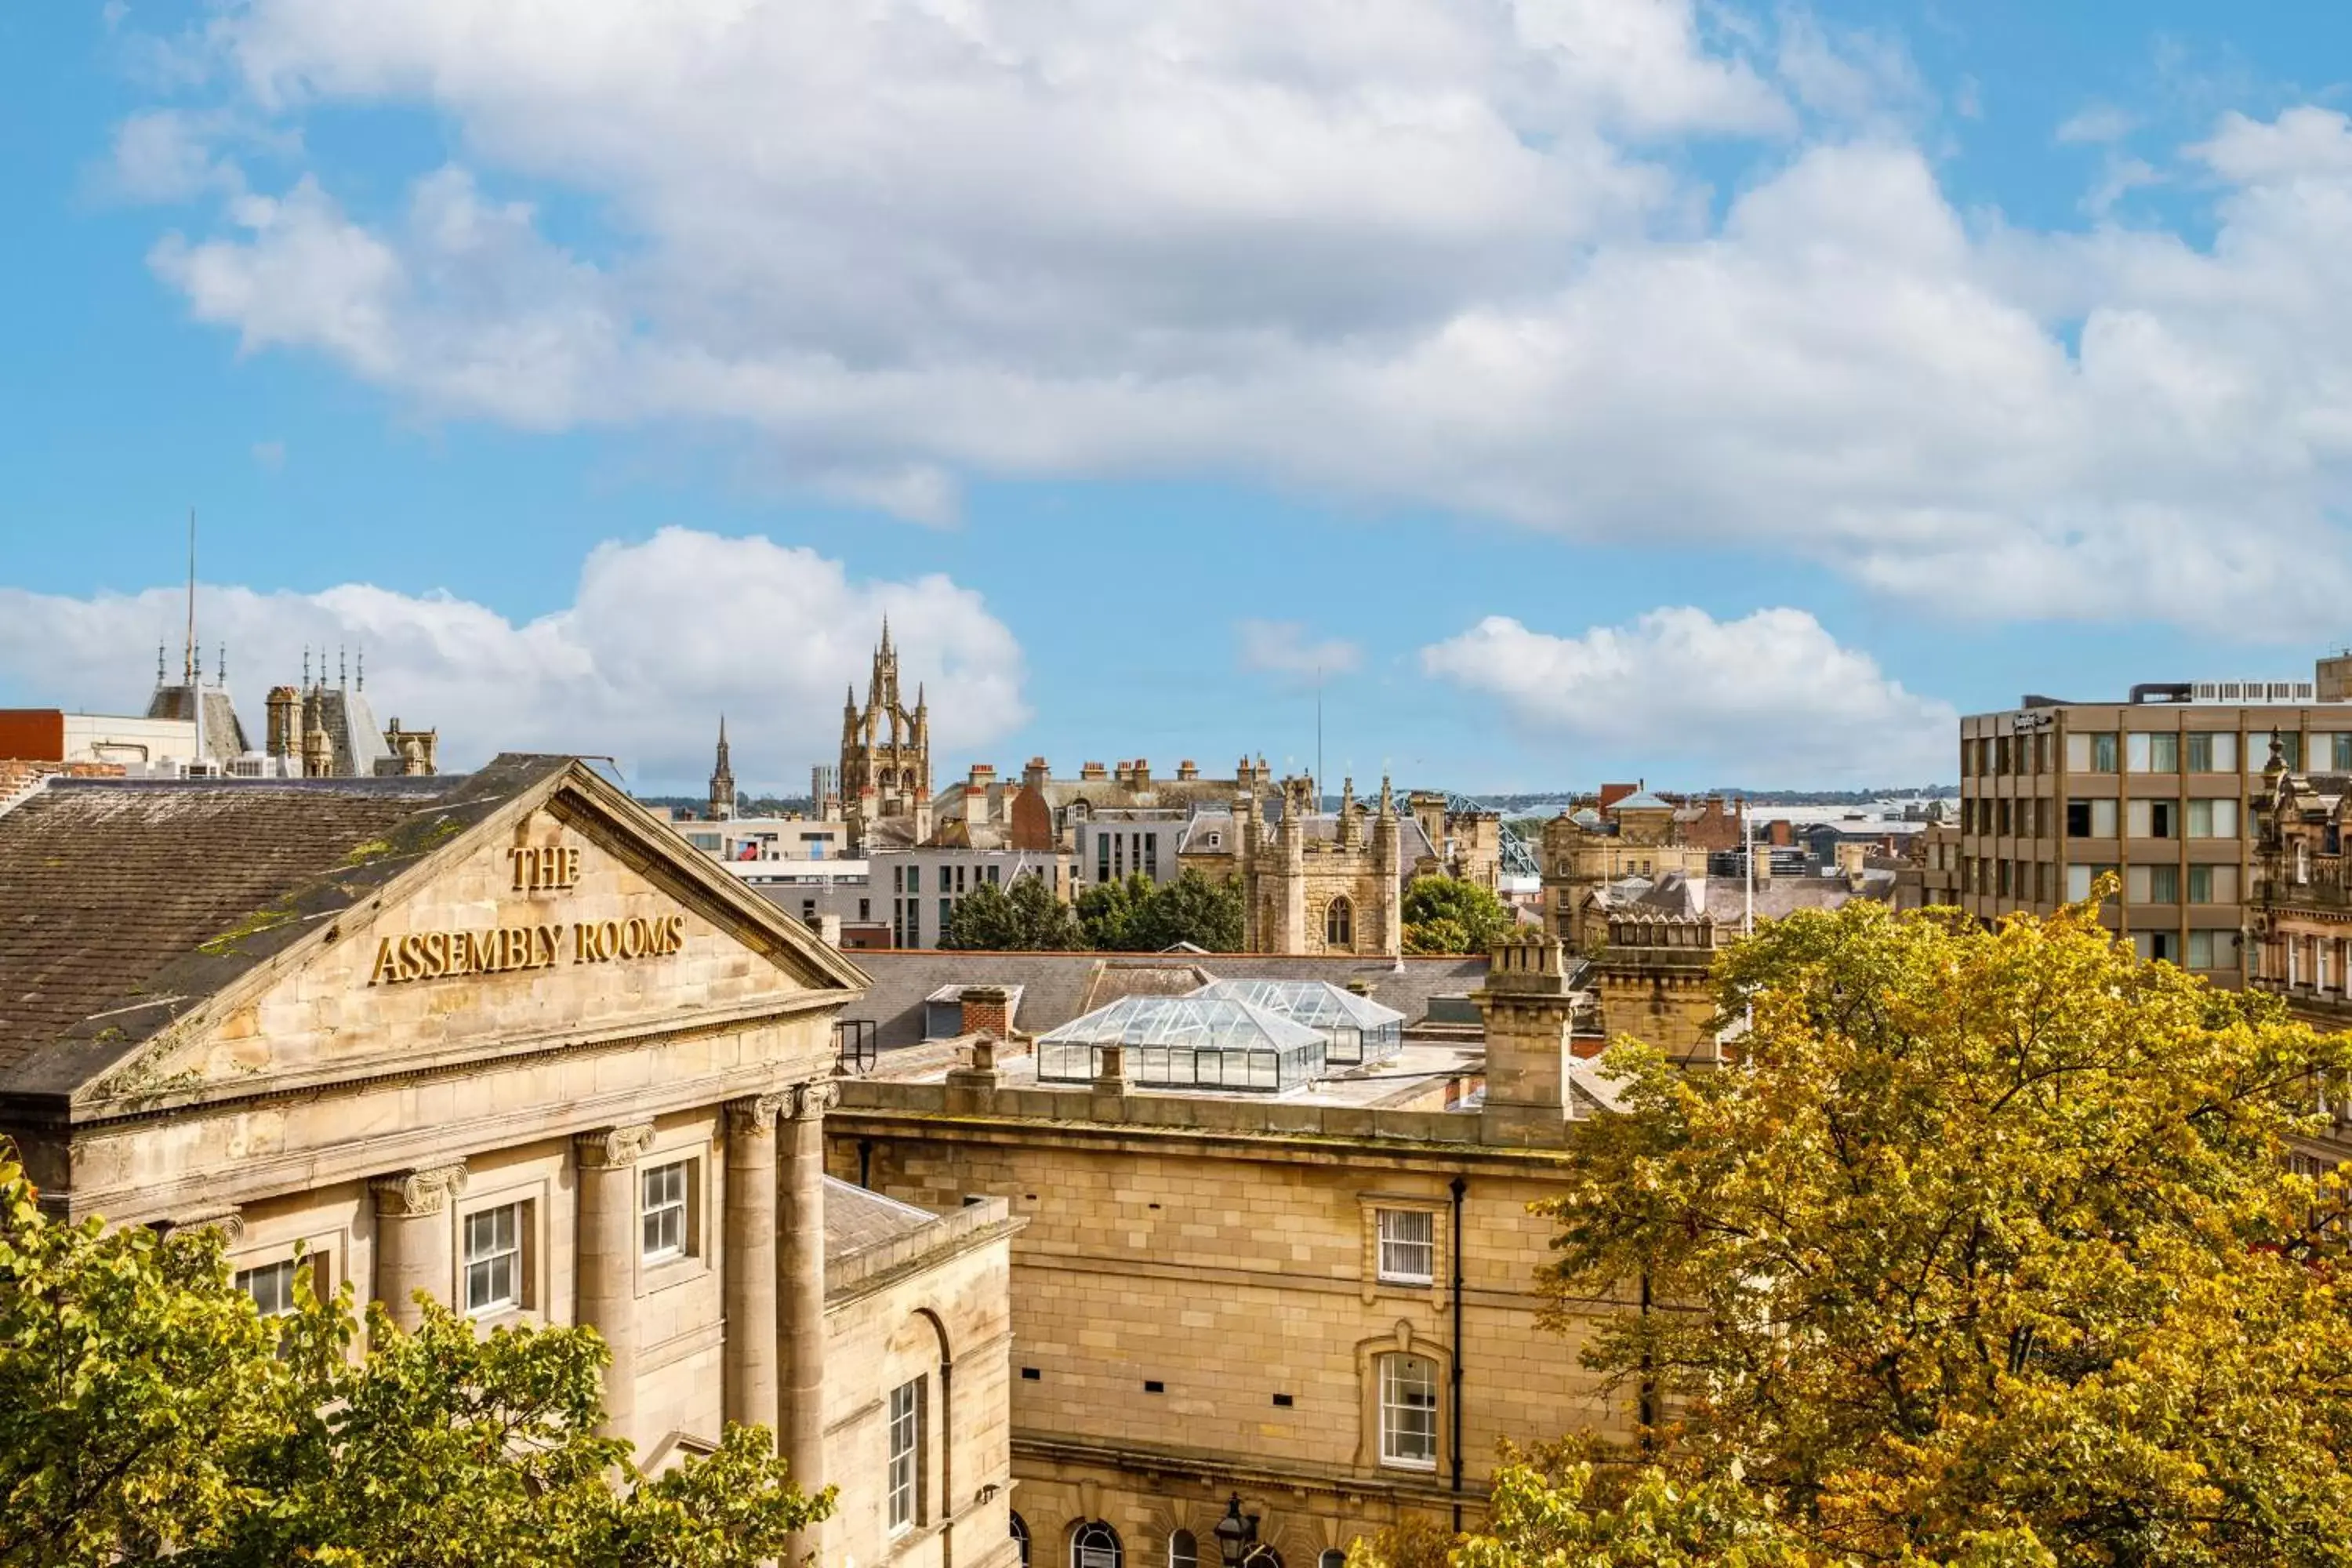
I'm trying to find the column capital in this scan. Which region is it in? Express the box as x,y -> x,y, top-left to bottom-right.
575,1123 -> 658,1170
371,1163 -> 467,1218
161,1207 -> 245,1246
727,1093 -> 789,1135
785,1080 -> 838,1121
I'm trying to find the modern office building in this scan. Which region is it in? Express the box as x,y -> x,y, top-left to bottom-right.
1954,655 -> 2352,979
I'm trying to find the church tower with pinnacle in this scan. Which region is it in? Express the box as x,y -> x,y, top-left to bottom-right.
707,717 -> 738,822
840,622 -> 931,854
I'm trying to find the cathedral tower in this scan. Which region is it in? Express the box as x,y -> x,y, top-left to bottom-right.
840,623 -> 932,853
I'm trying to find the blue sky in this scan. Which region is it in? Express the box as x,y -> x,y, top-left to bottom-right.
5,2 -> 2352,795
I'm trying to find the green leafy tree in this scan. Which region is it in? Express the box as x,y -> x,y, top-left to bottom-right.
0,1149 -> 832,1567
1076,873 -> 1155,951
942,873 -> 1087,950
1078,872 -> 1245,952
1401,875 -> 1515,954
1536,894 -> 2352,1566
1131,870 -> 1246,953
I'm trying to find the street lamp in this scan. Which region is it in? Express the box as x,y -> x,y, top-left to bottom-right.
1213,1494 -> 1258,1568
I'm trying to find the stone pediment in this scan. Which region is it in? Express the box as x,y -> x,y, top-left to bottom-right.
75,760 -> 866,1112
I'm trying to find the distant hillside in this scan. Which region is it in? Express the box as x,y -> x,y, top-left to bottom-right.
637,793 -> 818,818
1475,786 -> 1958,814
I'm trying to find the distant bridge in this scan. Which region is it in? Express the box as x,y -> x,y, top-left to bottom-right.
1438,791 -> 1542,878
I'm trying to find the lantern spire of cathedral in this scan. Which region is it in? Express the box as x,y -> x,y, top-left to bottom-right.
840,625 -> 931,855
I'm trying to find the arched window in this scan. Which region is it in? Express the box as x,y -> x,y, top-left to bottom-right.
1013,1514 -> 1032,1568
1169,1530 -> 1198,1568
1324,895 -> 1354,949
1074,1521 -> 1123,1568
1319,1552 -> 1348,1568
1377,1352 -> 1440,1469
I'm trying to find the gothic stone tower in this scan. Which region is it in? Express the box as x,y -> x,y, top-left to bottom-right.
1239,770 -> 1403,958
708,717 -> 738,822
840,623 -> 931,854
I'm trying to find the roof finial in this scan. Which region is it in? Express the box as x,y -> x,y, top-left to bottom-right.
339,645 -> 347,688
356,648 -> 364,691
303,645 -> 311,688
216,644 -> 226,685
156,641 -> 166,685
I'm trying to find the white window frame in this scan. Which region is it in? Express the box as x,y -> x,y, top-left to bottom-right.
463,1202 -> 524,1317
235,1257 -> 301,1318
641,1159 -> 691,1263
1376,1209 -> 1436,1287
1168,1530 -> 1199,1568
1378,1353 -> 1440,1470
887,1376 -> 921,1533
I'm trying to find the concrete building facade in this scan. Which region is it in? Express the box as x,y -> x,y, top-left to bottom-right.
1951,659 -> 2352,978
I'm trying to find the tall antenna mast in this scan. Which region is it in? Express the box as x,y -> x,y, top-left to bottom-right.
183,508 -> 198,688
1315,663 -> 1324,812
186,508 -> 205,766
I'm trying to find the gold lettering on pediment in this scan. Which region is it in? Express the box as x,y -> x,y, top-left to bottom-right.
368,912 -> 688,986
507,844 -> 583,894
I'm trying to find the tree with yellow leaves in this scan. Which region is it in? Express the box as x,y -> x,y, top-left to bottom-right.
1512,894 -> 2352,1566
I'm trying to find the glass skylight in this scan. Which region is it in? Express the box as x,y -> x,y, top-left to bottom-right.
1036,994 -> 1327,1092
1187,978 -> 1406,1065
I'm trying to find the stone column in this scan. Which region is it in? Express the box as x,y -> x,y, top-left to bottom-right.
370,1164 -> 466,1330
575,1123 -> 657,1440
724,1094 -> 785,1434
778,1080 -> 836,1498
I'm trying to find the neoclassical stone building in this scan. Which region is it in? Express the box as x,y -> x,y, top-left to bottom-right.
0,755 -> 1017,1568
828,936 -> 1636,1568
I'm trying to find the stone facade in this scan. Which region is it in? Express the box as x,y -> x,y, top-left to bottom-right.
828,933 -> 1634,1567
1231,774 -> 1404,958
1540,807 -> 1713,953
2251,757 -> 2352,1025
0,757 -> 1018,1568
1407,793 -> 1503,892
1584,909 -> 1721,1062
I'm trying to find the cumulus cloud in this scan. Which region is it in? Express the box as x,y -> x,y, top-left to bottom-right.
1235,619 -> 1363,683
0,528 -> 1025,791
1421,607 -> 1955,782
111,2 -> 2352,636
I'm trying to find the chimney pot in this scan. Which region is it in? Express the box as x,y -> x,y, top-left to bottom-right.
960,984 -> 1013,1038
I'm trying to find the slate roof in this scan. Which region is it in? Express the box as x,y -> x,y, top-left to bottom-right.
0,757 -> 574,1102
1700,873 -> 1893,924
840,949 -> 1488,1051
824,1175 -> 944,1258
1609,790 -> 1675,813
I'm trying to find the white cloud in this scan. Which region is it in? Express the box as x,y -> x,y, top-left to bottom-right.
1421,607 -> 1955,782
112,5 -> 2352,636
110,109 -> 245,201
2056,103 -> 2137,145
0,528 -> 1026,791
1235,619 -> 1363,682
